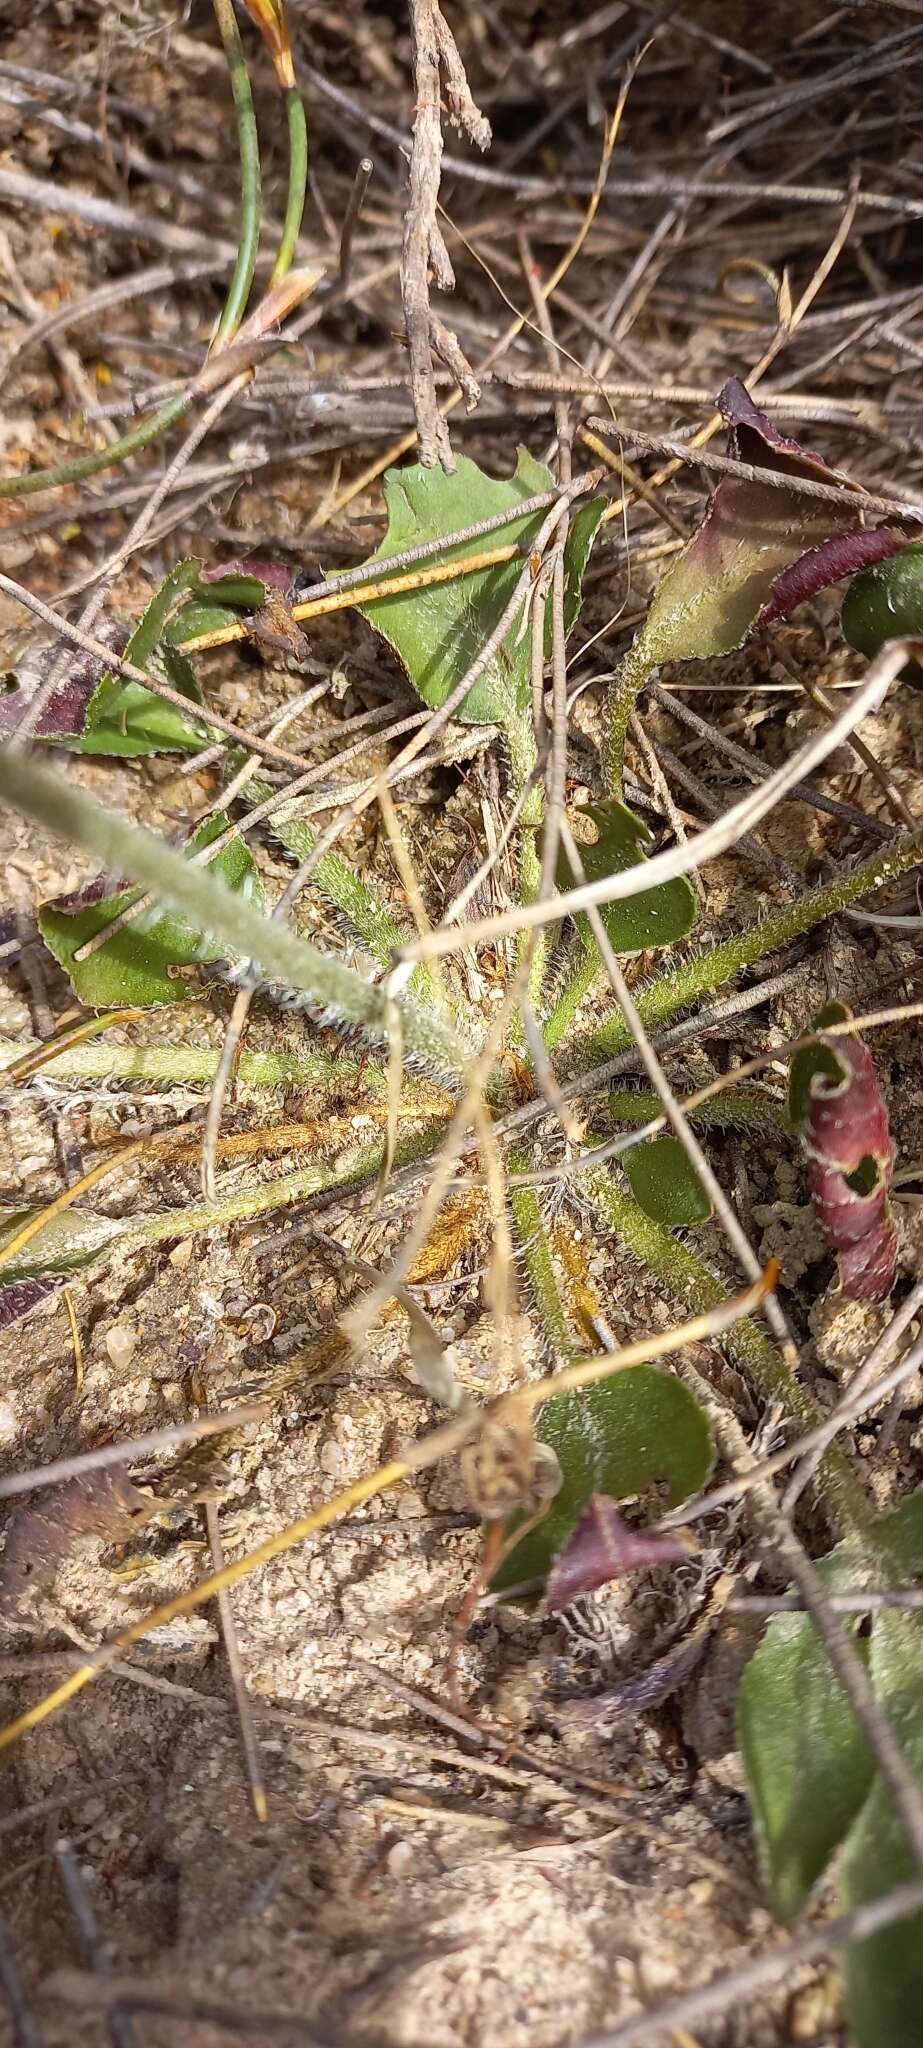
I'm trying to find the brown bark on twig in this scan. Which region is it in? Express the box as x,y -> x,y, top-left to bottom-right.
402,0 -> 490,467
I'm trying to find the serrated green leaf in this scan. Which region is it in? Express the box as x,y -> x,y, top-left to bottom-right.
623,1135 -> 712,1226
39,811 -> 264,1007
556,800 -> 697,953
492,1364 -> 714,1594
0,1205 -> 127,1281
356,451 -> 605,724
841,1613 -> 923,2048
72,561 -> 208,756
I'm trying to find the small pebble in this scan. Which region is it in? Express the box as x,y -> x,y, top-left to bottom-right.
105,1322 -> 137,1371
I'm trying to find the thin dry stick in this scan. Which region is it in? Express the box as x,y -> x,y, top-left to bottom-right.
402,0 -> 489,465
664,1329 -> 923,1531
54,1842 -> 139,2048
0,1277 -> 767,1754
399,641 -> 914,960
584,1887 -> 923,2046
783,1271 -> 923,1511
375,776 -> 515,1342
586,417 -> 923,521
339,157 -> 374,283
10,371 -> 251,746
314,56 -> 636,526
650,685 -> 893,843
0,1911 -> 43,2048
0,1408 -> 267,1503
0,575 -> 320,776
204,1501 -> 268,1822
557,813 -> 796,1362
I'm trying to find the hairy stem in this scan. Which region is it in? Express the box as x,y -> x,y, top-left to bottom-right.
509,1157 -> 574,1362
127,1128 -> 438,1247
562,829 -> 923,1073
588,1173 -> 868,1534
253,779 -> 439,1003
605,1086 -> 790,1134
0,1035 -> 373,1092
0,751 -> 469,1086
605,634 -> 657,796
542,936 -> 600,1052
506,709 -> 546,1007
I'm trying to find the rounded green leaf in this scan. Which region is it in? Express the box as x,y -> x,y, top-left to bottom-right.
738,1610 -> 875,1920
557,800 -> 697,953
739,1492 -> 923,1928
623,1135 -> 712,1227
492,1364 -> 714,1594
841,540 -> 923,687
38,812 -> 264,1008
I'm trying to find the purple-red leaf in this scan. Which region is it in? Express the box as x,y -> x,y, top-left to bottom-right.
200,555 -> 292,592
790,1006 -> 897,1303
0,1273 -> 62,1331
0,1465 -> 153,1618
762,526 -> 912,625
0,623 -> 128,742
603,379 -> 911,673
545,1494 -> 694,1614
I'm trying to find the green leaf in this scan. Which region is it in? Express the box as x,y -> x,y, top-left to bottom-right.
869,1491 -> 923,1576
628,383 -> 865,672
738,1608 -> 875,1921
356,451 -> 605,725
38,811 -> 264,1007
841,539 -> 923,688
0,1205 -> 127,1281
789,1000 -> 851,1127
622,1135 -> 712,1226
261,793 -> 409,970
739,1492 -> 923,1923
191,573 -> 268,609
492,1364 -> 714,1593
556,801 -> 697,953
73,561 -> 208,756
841,1613 -> 923,2048
167,598 -> 252,645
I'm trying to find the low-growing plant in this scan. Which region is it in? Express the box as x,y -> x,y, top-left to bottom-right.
2,16 -> 923,2039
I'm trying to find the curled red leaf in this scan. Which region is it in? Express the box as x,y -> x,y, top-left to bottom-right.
792,1011 -> 897,1303
762,525 -> 913,624
545,1494 -> 694,1614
